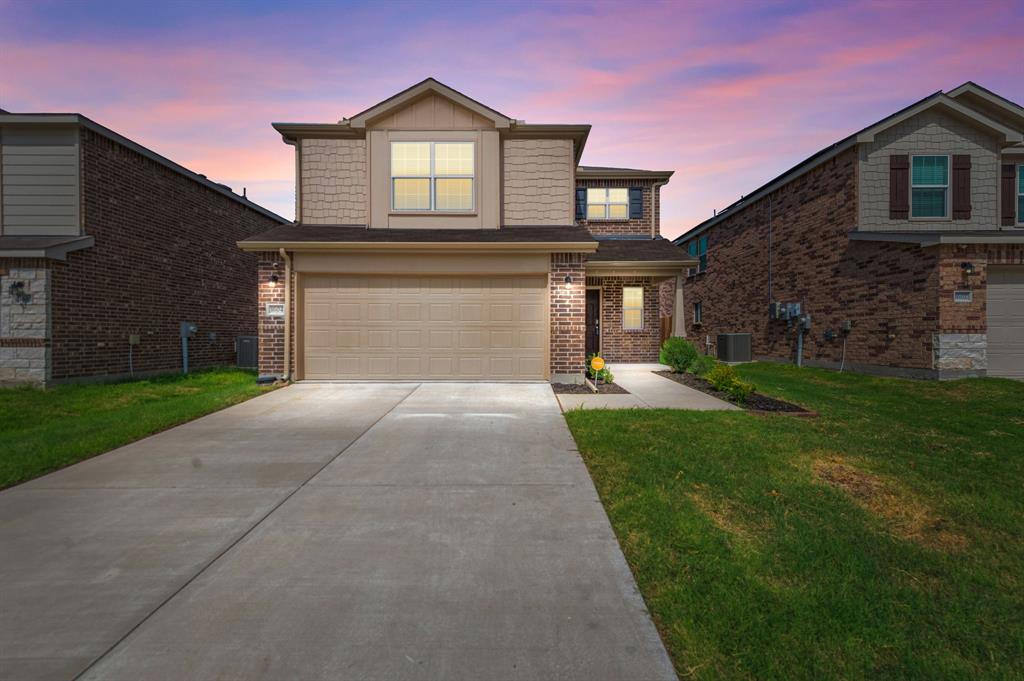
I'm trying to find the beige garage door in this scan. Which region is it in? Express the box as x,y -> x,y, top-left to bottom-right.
987,266 -> 1024,379
302,274 -> 547,380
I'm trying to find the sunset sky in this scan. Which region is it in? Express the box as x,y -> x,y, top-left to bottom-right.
2,0 -> 1021,238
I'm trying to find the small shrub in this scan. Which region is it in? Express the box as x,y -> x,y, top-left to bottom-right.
660,337 -> 698,373
706,363 -> 755,403
586,353 -> 614,384
689,354 -> 716,377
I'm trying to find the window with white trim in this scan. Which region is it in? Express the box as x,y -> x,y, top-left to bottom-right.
910,155 -> 949,218
587,188 -> 629,220
622,286 -> 643,330
1018,165 -> 1023,226
391,142 -> 474,212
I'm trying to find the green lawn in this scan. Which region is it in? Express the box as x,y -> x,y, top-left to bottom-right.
0,368 -> 274,489
565,363 -> 1024,681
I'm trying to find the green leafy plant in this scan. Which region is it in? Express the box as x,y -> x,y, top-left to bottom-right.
689,354 -> 717,377
586,353 -> 614,384
706,363 -> 755,403
660,337 -> 698,373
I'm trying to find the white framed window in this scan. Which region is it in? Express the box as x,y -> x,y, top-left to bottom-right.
910,155 -> 949,219
587,188 -> 629,220
622,286 -> 643,330
391,141 -> 474,212
693,301 -> 702,324
1017,165 -> 1023,226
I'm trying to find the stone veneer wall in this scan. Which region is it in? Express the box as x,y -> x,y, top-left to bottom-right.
549,253 -> 586,381
0,264 -> 50,383
301,138 -> 367,224
596,276 -> 661,363
503,139 -> 574,226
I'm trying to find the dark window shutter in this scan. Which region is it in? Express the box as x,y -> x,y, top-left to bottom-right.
1002,164 -> 1017,226
952,155 -> 972,220
575,187 -> 587,220
628,187 -> 643,219
889,155 -> 909,219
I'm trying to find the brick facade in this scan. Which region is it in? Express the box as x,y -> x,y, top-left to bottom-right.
256,253 -> 298,378
0,127 -> 283,384
680,144 -> 1024,378
549,253 -> 586,380
593,276 -> 661,363
576,178 -> 660,237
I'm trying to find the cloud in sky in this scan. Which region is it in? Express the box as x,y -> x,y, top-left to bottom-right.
1,0 -> 1021,237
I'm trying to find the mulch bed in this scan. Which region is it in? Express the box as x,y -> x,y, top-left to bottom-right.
654,370 -> 815,415
552,382 -> 630,395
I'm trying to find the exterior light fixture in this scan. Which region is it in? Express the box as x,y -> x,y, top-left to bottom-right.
564,274 -> 573,286
960,262 -> 975,275
269,274 -> 280,287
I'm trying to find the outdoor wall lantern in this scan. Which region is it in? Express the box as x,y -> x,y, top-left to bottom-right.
564,274 -> 573,287
960,262 -> 976,275
269,274 -> 280,287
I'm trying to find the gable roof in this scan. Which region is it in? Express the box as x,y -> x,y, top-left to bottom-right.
947,81 -> 1024,130
674,84 -> 1024,245
346,77 -> 512,129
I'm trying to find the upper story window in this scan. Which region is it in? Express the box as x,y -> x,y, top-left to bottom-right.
587,188 -> 629,220
1018,165 -> 1023,226
391,142 -> 474,212
911,155 -> 949,219
687,235 -> 708,274
622,286 -> 644,330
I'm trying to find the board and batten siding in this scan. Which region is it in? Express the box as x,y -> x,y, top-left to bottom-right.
1,126 -> 81,236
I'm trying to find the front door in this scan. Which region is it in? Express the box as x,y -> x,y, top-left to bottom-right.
585,288 -> 601,358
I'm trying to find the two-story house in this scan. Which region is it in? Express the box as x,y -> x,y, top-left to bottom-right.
674,82 -> 1024,379
240,78 -> 691,383
0,112 -> 286,384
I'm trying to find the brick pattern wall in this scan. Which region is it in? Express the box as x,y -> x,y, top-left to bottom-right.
44,129 -> 281,381
682,147 -> 953,373
937,242 -> 1024,333
595,276 -> 662,363
301,138 -> 367,224
658,278 -> 676,320
576,178 -> 658,237
593,276 -> 661,363
549,253 -> 586,379
859,108 -> 1000,232
503,139 -> 574,225
256,254 -> 293,377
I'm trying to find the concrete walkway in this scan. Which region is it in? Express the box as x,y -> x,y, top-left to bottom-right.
0,383 -> 676,681
556,363 -> 738,411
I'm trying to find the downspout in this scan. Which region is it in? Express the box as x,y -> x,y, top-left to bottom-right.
651,179 -> 669,238
767,194 -> 773,303
279,247 -> 292,382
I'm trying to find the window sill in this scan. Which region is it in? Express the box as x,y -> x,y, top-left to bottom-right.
390,211 -> 477,217
586,219 -> 634,223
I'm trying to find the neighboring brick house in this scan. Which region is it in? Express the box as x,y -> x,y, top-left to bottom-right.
239,78 -> 692,383
675,82 -> 1024,379
0,113 -> 287,384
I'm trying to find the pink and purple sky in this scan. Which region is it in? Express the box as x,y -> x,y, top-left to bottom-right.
2,0 -> 1021,238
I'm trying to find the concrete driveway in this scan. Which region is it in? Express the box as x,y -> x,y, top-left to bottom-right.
0,383 -> 676,681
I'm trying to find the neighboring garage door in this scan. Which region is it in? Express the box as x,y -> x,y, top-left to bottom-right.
987,266 -> 1024,379
302,274 -> 547,380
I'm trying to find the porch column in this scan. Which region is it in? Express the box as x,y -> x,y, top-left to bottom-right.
672,274 -> 686,338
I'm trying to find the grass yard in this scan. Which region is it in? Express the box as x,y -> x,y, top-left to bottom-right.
0,368 -> 274,489
565,363 -> 1024,680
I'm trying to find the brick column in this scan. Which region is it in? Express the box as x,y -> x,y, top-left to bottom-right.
549,253 -> 586,383
257,254 -> 286,377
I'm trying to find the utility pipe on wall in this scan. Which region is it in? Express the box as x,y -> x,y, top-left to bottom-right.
279,247 -> 292,382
